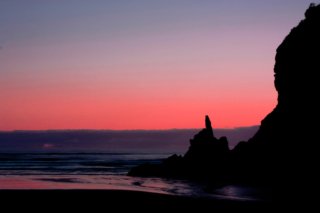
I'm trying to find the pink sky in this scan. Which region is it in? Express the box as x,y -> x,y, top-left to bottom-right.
0,1 -> 313,130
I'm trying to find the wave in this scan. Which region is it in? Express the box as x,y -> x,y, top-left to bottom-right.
0,152 -> 166,176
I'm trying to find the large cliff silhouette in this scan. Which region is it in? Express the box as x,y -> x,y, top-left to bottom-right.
129,4 -> 320,184
233,3 -> 320,183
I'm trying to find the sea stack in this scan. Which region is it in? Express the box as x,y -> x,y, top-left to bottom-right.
129,115 -> 230,179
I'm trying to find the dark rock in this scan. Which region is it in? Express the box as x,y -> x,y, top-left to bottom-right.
129,115 -> 230,179
184,116 -> 229,172
128,163 -> 165,177
232,3 -> 320,184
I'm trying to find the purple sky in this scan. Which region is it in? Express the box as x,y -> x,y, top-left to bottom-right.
0,0 -> 316,130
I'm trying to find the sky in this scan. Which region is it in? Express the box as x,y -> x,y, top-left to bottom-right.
0,0 -> 316,130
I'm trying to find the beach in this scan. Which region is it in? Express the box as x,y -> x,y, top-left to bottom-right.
0,152 -> 272,212
0,189 -> 271,211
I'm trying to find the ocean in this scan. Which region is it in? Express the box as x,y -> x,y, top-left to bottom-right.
0,152 -> 271,201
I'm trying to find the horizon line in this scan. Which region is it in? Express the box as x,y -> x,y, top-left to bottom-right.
0,125 -> 259,133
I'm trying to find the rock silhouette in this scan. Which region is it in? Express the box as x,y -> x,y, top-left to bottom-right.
232,3 -> 320,184
129,4 -> 320,184
129,115 -> 230,179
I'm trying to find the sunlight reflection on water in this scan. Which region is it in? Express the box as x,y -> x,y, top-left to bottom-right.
0,153 -> 271,201
0,175 -> 270,201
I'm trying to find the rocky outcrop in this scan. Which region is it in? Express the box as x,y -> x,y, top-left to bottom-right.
129,4 -> 320,184
128,115 -> 230,179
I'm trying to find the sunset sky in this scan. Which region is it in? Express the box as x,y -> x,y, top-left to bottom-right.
0,0 -> 315,130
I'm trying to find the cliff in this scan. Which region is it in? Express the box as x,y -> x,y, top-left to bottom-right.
232,3 -> 320,182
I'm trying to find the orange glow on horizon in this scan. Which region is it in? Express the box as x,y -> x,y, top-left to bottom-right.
1,1 -> 295,131
0,89 -> 276,130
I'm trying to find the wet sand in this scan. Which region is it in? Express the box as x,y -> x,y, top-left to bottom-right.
0,189 -> 271,212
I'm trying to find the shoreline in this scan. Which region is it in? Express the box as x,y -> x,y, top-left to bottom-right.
0,189 -> 272,211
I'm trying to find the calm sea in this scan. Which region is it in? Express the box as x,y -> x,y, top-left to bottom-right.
0,152 -> 271,201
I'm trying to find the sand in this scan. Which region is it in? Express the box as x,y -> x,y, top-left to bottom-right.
0,189 -> 271,212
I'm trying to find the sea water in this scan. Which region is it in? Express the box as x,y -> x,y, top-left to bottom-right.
0,152 -> 271,201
